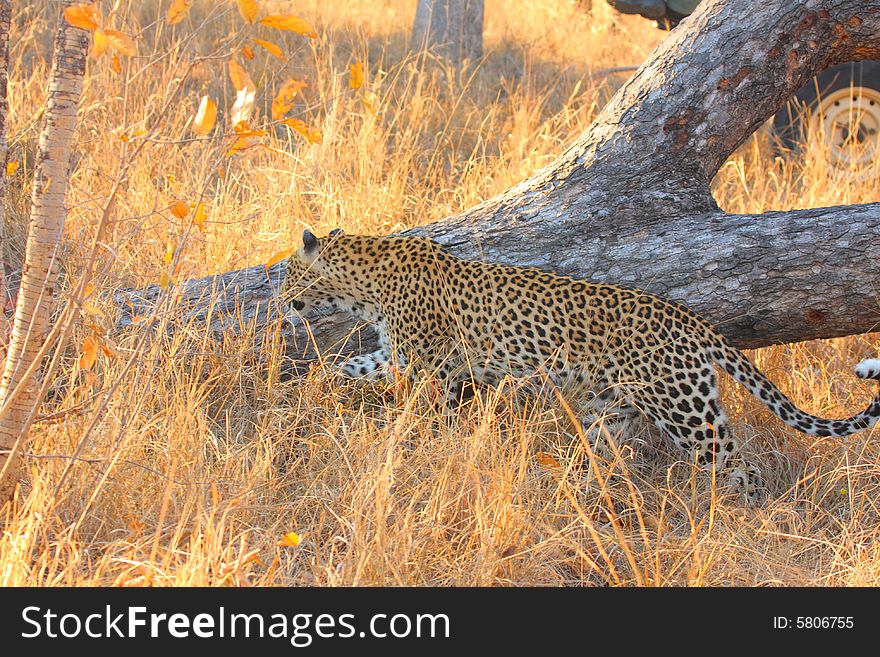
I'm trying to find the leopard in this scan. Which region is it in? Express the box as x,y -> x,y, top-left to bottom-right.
281,228 -> 880,500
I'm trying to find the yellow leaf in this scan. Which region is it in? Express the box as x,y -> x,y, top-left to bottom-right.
278,531 -> 302,547
79,335 -> 99,371
258,14 -> 317,38
281,118 -> 322,144
64,3 -> 100,31
271,79 -> 307,120
349,60 -> 364,90
266,248 -> 294,268
228,59 -> 254,92
6,161 -> 19,176
169,201 -> 189,219
241,45 -> 255,60
193,202 -> 208,230
163,241 -> 175,266
192,95 -> 217,136
111,53 -> 122,74
82,284 -> 103,317
105,29 -> 137,57
167,0 -> 192,25
237,0 -> 259,24
253,38 -> 283,59
158,270 -> 177,291
93,27 -> 108,60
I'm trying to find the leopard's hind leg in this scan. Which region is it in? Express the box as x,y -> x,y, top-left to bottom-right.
633,358 -> 764,501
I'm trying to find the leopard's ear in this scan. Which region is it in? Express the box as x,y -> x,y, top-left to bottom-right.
329,228 -> 344,238
303,229 -> 319,252
300,229 -> 320,264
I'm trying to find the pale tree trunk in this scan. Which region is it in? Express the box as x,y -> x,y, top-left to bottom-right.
0,2 -> 88,504
114,0 -> 880,366
0,0 -> 11,353
411,0 -> 484,66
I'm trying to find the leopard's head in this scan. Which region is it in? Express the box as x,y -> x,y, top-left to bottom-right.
280,228 -> 374,319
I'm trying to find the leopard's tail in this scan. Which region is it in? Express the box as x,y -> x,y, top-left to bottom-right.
711,340 -> 880,437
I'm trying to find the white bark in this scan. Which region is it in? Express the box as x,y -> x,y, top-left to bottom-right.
0,0 -> 88,504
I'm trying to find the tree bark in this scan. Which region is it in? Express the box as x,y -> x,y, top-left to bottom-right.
0,0 -> 11,352
411,0 -> 484,66
114,0 -> 880,366
0,1 -> 88,504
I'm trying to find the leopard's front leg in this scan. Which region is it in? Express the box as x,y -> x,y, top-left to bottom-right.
339,346 -> 393,380
337,329 -> 405,380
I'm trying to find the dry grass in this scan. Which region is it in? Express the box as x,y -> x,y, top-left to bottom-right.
1,0 -> 879,586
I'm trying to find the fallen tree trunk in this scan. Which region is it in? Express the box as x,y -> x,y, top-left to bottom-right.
116,0 -> 880,360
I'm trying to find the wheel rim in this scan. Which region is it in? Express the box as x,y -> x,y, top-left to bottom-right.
810,85 -> 880,172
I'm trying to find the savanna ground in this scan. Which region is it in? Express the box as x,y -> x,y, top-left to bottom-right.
1,0 -> 879,586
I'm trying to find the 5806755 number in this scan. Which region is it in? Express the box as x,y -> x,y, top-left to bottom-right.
774,617 -> 854,629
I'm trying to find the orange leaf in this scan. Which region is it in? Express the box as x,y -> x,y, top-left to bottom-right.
278,531 -> 302,547
100,338 -> 119,359
169,200 -> 189,219
271,79 -> 306,120
253,38 -> 283,59
228,59 -> 254,92
92,27 -> 108,60
266,248 -> 294,268
241,45 -> 255,60
349,60 -> 364,90
225,135 -> 258,156
6,161 -> 18,176
167,0 -> 192,25
237,0 -> 259,24
534,451 -> 561,469
192,95 -> 217,136
64,3 -> 100,31
231,121 -> 266,138
110,53 -> 122,74
79,335 -> 99,370
281,118 -> 322,144
105,29 -> 137,56
258,14 -> 317,38
119,129 -> 146,142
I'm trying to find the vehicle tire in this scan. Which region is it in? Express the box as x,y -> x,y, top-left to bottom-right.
772,61 -> 880,174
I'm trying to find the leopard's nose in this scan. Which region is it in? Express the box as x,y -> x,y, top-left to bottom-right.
290,299 -> 305,311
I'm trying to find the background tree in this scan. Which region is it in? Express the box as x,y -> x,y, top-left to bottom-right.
411,0 -> 484,66
0,1 -> 88,504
